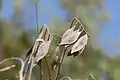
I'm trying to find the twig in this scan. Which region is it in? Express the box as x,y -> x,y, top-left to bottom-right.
52,34 -> 62,46
54,47 -> 67,80
23,57 -> 34,80
40,71 -> 43,80
52,34 -> 62,39
0,65 -> 16,72
23,0 -> 40,80
89,73 -> 96,80
39,60 -> 43,80
52,36 -> 59,46
35,0 -> 44,80
0,57 -> 23,65
44,57 -> 52,80
23,58 -> 34,80
0,57 -> 24,80
60,77 -> 72,80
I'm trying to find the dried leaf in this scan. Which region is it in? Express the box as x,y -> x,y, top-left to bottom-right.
71,34 -> 88,54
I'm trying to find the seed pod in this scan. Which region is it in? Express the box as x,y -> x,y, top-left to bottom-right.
71,34 -> 88,54
60,27 -> 82,45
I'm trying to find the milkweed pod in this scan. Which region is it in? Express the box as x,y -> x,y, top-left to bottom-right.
71,34 -> 88,54
60,28 -> 82,45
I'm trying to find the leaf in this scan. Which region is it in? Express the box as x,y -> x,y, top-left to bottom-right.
71,34 -> 88,54
60,28 -> 82,45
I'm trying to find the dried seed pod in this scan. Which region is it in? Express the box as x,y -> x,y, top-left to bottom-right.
33,27 -> 52,63
60,27 -> 82,45
24,25 -> 52,67
71,34 -> 88,54
72,46 -> 85,57
34,40 -> 51,63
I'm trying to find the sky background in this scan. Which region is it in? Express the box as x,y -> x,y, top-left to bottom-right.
0,0 -> 120,57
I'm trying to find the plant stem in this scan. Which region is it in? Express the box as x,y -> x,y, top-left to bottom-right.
40,72 -> 43,80
52,34 -> 62,39
35,1 -> 43,80
44,57 -> 52,80
0,57 -> 24,80
36,0 -> 39,34
54,47 -> 67,80
0,65 -> 16,72
39,60 -> 43,80
23,58 -> 33,80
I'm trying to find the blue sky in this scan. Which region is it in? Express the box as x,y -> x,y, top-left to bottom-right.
0,0 -> 13,19
0,0 -> 120,57
99,0 -> 120,56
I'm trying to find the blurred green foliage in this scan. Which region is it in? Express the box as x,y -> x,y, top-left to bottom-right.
0,0 -> 120,80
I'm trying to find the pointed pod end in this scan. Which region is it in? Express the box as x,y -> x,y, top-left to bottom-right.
71,50 -> 75,54
59,42 -> 66,46
42,24 -> 47,27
